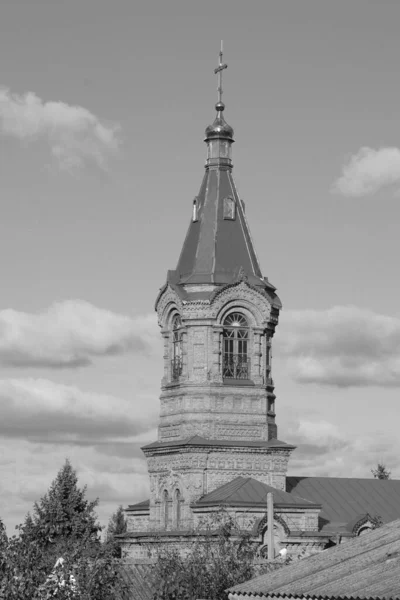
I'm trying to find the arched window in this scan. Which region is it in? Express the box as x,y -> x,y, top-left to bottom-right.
171,315 -> 183,381
163,490 -> 169,529
223,313 -> 250,380
175,489 -> 181,527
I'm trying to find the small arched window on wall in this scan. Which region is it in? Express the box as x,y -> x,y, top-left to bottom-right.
171,315 -> 183,381
163,490 -> 169,529
175,489 -> 181,528
223,313 -> 250,380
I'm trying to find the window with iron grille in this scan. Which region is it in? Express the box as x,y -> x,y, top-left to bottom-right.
223,312 -> 250,380
171,315 -> 183,381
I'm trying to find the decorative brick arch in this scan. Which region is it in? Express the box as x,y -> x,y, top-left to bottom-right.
256,512 -> 290,537
156,285 -> 184,327
211,281 -> 273,327
352,514 -> 381,535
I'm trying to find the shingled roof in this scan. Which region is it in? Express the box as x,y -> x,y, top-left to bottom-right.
287,476 -> 400,533
228,517 -> 400,600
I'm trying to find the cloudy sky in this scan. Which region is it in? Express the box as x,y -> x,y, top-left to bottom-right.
1,0 -> 400,534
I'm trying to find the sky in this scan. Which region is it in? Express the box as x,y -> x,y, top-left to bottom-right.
1,0 -> 400,535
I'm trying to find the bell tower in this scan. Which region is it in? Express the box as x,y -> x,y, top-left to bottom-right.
140,47 -> 294,532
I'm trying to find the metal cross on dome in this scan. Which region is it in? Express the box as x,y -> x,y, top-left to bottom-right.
214,41 -> 228,103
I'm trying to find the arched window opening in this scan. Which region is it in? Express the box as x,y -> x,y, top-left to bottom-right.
163,490 -> 169,529
260,524 -> 283,558
223,313 -> 250,380
266,341 -> 272,382
175,489 -> 181,527
358,526 -> 372,536
172,315 -> 183,381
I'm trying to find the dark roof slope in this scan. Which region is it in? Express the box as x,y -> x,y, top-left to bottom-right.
126,499 -> 150,511
194,477 -> 319,509
228,517 -> 400,600
173,168 -> 265,287
287,476 -> 400,533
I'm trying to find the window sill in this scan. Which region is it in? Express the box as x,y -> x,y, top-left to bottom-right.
223,378 -> 254,386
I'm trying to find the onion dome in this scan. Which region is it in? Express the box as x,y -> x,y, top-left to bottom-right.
205,101 -> 234,141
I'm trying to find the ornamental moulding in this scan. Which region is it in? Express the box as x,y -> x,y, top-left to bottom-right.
156,285 -> 184,325
256,512 -> 291,536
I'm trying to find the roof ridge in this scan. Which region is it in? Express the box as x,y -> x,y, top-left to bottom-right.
224,476 -> 251,501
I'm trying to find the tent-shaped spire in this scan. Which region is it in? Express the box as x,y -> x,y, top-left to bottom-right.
168,47 -> 274,292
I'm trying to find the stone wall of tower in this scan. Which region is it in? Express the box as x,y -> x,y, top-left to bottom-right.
155,280 -> 279,444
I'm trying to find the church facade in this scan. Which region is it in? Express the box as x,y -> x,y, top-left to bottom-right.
119,52 -> 400,562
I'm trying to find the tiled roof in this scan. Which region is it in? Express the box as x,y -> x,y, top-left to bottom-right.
228,517 -> 400,600
287,476 -> 400,533
194,477 -> 320,509
142,435 -> 295,451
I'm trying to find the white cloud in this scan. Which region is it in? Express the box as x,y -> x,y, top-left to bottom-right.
0,378 -> 157,442
284,413 -> 399,479
333,146 -> 400,196
0,376 -> 157,534
0,88 -> 119,169
276,305 -> 400,387
0,300 -> 158,368
0,438 -> 150,538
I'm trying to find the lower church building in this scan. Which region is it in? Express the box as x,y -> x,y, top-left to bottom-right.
119,51 -> 400,562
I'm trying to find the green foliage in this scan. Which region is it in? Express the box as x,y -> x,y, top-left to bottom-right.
0,460 -> 124,600
152,513 -> 260,600
105,505 -> 127,558
31,458 -> 102,549
371,463 -> 391,479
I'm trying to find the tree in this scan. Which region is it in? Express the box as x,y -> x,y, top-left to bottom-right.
153,513 -> 267,600
371,463 -> 391,480
105,505 -> 127,558
0,460 -> 125,600
31,459 -> 102,548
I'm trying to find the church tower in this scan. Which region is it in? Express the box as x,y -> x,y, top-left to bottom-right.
125,49 -> 295,543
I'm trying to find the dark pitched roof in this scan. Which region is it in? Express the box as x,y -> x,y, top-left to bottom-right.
172,167 -> 266,287
287,476 -> 400,533
194,477 -> 320,509
142,435 -> 295,451
126,499 -> 149,511
228,518 -> 400,600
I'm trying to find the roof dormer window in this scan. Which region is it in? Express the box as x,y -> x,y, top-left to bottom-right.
223,196 -> 235,220
192,198 -> 198,222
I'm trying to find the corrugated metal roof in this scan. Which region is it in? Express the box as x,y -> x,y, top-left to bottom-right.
228,518 -> 400,600
195,477 -> 319,508
287,477 -> 400,532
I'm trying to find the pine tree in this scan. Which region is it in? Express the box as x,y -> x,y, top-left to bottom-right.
371,463 -> 391,480
32,459 -> 101,545
0,460 -> 125,599
105,505 -> 127,558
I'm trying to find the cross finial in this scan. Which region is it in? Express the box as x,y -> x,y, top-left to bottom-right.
214,41 -> 228,104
